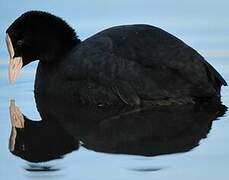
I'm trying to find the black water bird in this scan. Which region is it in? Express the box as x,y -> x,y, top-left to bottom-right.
6,11 -> 227,106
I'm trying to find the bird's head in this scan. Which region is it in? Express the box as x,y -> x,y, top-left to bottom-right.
6,11 -> 80,84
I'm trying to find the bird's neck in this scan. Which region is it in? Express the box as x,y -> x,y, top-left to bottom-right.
39,37 -> 81,64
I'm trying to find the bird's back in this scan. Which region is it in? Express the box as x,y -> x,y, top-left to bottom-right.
48,25 -> 227,105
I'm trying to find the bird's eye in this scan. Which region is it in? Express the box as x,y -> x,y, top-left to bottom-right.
16,40 -> 24,46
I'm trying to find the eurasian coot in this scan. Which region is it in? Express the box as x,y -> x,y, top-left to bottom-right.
6,11 -> 227,106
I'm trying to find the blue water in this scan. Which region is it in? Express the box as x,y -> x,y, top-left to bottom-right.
0,1 -> 229,180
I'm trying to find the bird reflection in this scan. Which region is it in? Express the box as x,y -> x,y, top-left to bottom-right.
9,94 -> 227,163
25,164 -> 60,172
9,100 -> 79,163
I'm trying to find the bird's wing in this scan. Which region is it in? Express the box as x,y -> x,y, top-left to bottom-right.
64,26 -> 226,104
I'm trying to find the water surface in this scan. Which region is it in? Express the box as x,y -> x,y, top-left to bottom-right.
0,1 -> 229,180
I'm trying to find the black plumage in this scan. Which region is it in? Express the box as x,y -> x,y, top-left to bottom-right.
6,11 -> 227,106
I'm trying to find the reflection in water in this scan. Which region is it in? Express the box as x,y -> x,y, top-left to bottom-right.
9,100 -> 79,163
25,164 -> 60,172
9,94 -> 227,165
130,167 -> 163,172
